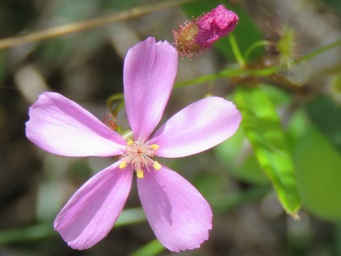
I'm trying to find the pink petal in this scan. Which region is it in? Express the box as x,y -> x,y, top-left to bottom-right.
26,92 -> 126,157
54,162 -> 133,250
149,97 -> 241,157
123,37 -> 178,141
137,166 -> 212,252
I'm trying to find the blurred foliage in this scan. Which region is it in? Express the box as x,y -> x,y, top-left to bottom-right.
1,0 -> 341,255
295,126 -> 341,221
306,94 -> 341,151
235,85 -> 301,216
215,128 -> 268,185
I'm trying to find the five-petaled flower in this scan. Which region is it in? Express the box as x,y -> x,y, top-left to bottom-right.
25,37 -> 241,252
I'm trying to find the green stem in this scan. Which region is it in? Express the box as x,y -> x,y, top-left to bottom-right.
299,38 -> 341,63
175,66 -> 280,88
244,40 -> 272,62
175,38 -> 341,90
106,93 -> 125,116
229,33 -> 246,67
0,208 -> 145,245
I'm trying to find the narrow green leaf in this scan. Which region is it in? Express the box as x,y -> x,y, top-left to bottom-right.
130,239 -> 165,256
234,85 -> 301,216
116,208 -> 146,227
0,224 -> 55,244
0,208 -> 146,245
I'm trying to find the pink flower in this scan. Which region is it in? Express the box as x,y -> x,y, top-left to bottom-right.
173,5 -> 239,57
25,37 -> 241,252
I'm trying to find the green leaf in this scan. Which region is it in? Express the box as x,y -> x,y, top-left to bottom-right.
116,208 -> 146,227
234,85 -> 301,216
0,224 -> 55,244
130,239 -> 165,256
306,94 -> 341,151
215,128 -> 268,184
294,126 -> 341,221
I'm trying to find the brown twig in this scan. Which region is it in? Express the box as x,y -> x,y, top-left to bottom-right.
0,0 -> 197,50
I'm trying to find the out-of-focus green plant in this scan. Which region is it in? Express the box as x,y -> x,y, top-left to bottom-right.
180,0 -> 341,221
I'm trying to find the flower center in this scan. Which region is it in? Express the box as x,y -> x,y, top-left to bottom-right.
119,139 -> 161,178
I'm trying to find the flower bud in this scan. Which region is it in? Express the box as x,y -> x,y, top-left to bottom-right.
276,25 -> 298,68
173,4 -> 239,57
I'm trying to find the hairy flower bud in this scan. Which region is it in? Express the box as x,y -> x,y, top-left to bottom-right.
173,5 -> 239,57
276,25 -> 298,68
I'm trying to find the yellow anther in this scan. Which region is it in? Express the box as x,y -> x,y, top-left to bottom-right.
119,161 -> 127,169
136,169 -> 144,178
150,144 -> 159,150
127,139 -> 134,146
153,161 -> 161,170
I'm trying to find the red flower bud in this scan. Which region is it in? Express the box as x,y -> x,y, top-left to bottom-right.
173,5 -> 239,57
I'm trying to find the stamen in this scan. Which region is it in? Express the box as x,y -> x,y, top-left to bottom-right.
150,144 -> 159,150
119,161 -> 127,169
153,161 -> 161,170
120,140 -> 161,178
136,169 -> 144,178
